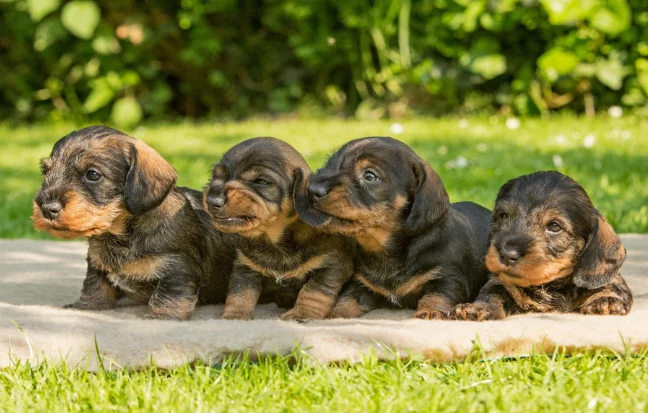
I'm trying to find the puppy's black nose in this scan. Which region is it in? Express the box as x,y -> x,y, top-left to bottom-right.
499,248 -> 522,266
308,182 -> 330,201
41,201 -> 62,220
206,194 -> 226,208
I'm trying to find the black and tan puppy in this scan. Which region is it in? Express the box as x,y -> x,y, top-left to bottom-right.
32,126 -> 235,320
452,171 -> 632,321
203,137 -> 354,321
294,137 -> 491,319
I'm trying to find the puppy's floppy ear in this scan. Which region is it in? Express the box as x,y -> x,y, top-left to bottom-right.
405,161 -> 450,233
125,140 -> 178,215
572,214 -> 626,289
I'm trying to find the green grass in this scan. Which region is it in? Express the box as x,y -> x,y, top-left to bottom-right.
1,116 -> 648,238
2,117 -> 648,411
1,350 -> 647,412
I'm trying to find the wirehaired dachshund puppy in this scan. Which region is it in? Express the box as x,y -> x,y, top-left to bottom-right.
203,137 -> 354,321
32,126 -> 235,320
452,171 -> 632,321
294,137 -> 491,320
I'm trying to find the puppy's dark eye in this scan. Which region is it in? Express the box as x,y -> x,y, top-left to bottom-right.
547,222 -> 562,233
498,212 -> 509,221
254,177 -> 270,186
85,169 -> 102,182
363,170 -> 379,182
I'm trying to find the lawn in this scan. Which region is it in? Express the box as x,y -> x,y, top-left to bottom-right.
1,116 -> 647,238
1,350 -> 647,412
1,116 -> 647,412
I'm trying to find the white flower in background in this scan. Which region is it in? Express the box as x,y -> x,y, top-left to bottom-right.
437,145 -> 449,155
390,123 -> 405,135
458,119 -> 469,128
583,134 -> 596,148
476,143 -> 488,152
327,37 -> 336,46
552,154 -> 564,168
506,118 -> 520,130
622,130 -> 631,140
553,134 -> 567,146
608,106 -> 623,118
447,156 -> 469,169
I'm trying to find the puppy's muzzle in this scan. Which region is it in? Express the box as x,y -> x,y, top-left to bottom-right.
496,234 -> 532,267
40,201 -> 63,220
308,182 -> 330,203
205,193 -> 226,209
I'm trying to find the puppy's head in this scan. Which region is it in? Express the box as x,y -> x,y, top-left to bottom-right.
32,126 -> 178,239
486,171 -> 625,288
294,137 -> 450,238
203,137 -> 309,241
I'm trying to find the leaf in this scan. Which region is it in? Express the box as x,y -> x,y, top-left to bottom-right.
83,80 -> 114,113
33,18 -> 66,51
590,0 -> 631,35
27,0 -> 60,22
539,0 -> 597,25
537,48 -> 580,82
470,54 -> 507,80
92,33 -> 121,55
596,55 -> 627,90
61,1 -> 100,40
111,97 -> 143,129
635,58 -> 648,95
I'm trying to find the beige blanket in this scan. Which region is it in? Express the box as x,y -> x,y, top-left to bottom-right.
1,236 -> 647,370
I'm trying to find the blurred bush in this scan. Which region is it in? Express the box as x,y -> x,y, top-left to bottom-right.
0,0 -> 646,126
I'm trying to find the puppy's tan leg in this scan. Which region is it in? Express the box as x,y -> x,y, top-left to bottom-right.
578,274 -> 633,316
147,268 -> 200,321
65,260 -> 119,311
413,293 -> 455,320
221,264 -> 264,320
328,279 -> 378,319
451,277 -> 516,321
281,256 -> 352,321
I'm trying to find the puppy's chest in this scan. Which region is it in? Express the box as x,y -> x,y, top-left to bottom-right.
506,282 -> 579,312
88,236 -> 160,290
356,253 -> 438,304
238,240 -> 326,284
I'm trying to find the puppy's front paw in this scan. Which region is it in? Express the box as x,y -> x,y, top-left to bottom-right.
220,310 -> 253,320
579,296 -> 630,316
452,302 -> 503,321
63,300 -> 114,311
144,310 -> 188,321
280,308 -> 316,322
413,309 -> 448,320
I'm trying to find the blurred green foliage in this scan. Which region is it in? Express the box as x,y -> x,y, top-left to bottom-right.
1,0 -> 647,126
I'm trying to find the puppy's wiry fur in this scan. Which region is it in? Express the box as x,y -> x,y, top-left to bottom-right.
204,137 -> 354,321
452,171 -> 632,321
294,137 -> 491,319
32,126 -> 235,320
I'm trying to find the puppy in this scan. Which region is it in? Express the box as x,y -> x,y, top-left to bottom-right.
203,137 -> 354,321
294,137 -> 491,319
452,171 -> 633,321
32,126 -> 235,320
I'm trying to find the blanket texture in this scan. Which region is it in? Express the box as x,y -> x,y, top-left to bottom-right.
1,236 -> 647,370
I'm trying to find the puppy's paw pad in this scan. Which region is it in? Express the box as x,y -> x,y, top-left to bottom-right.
413,310 -> 447,320
144,311 -> 186,321
580,297 -> 630,316
451,304 -> 498,321
280,310 -> 312,322
220,312 -> 253,321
